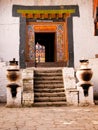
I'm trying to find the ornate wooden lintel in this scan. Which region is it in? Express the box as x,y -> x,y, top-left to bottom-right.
17,9 -> 75,19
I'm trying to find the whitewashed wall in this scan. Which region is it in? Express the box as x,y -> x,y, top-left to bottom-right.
73,1 -> 98,68
0,0 -> 97,68
0,0 -> 19,62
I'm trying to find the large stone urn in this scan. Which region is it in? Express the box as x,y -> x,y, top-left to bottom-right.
6,58 -> 22,107
76,59 -> 94,106
76,59 -> 93,84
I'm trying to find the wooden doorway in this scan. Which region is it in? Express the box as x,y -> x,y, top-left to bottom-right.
26,22 -> 68,67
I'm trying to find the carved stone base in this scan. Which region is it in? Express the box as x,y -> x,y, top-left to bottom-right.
6,86 -> 22,107
77,82 -> 95,106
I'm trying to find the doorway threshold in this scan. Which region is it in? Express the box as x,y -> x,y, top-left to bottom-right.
26,62 -> 67,68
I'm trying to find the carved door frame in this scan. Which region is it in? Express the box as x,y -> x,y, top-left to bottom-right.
26,21 -> 68,67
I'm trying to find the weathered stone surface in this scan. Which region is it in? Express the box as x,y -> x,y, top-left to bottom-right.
62,67 -> 78,105
22,68 -> 34,79
22,68 -> 34,106
66,89 -> 79,106
22,92 -> 34,106
23,80 -> 33,91
77,83 -> 94,106
6,67 -> 22,107
0,104 -> 98,130
6,86 -> 22,107
34,68 -> 66,106
63,68 -> 76,89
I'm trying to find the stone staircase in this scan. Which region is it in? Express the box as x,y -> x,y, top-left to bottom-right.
33,68 -> 67,106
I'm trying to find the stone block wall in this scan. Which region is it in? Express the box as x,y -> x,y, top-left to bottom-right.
62,68 -> 79,106
22,68 -> 34,106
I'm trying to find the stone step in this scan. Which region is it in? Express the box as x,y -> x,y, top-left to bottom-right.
34,73 -> 62,77
33,101 -> 67,107
33,68 -> 66,106
34,88 -> 65,93
34,84 -> 64,89
34,92 -> 65,97
34,69 -> 62,73
34,80 -> 63,84
34,76 -> 63,80
34,96 -> 66,102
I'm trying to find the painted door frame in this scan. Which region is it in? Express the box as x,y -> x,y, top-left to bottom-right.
26,22 -> 68,65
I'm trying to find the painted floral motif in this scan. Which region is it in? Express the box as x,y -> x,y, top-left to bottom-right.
27,25 -> 35,62
57,24 -> 64,61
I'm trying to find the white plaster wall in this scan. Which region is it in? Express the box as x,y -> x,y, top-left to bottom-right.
0,0 -> 19,62
73,0 -> 98,68
89,58 -> 98,99
0,0 -> 97,67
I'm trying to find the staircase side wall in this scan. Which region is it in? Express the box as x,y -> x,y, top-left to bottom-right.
62,67 -> 79,105
22,68 -> 34,106
62,67 -> 76,89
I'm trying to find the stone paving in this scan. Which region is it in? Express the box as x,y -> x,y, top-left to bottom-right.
0,104 -> 98,130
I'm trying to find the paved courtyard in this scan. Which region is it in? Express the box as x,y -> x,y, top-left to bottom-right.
0,104 -> 98,130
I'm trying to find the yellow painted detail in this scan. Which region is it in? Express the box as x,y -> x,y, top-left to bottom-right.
17,9 -> 75,14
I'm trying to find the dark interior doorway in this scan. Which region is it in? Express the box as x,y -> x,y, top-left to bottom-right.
35,32 -> 55,62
